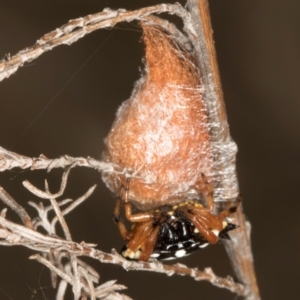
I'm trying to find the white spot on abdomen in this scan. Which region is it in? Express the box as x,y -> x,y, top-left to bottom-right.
175,249 -> 186,257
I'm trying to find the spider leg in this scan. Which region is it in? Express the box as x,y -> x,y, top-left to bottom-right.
181,208 -> 219,244
201,173 -> 214,210
122,219 -> 159,261
113,190 -> 128,240
188,206 -> 224,231
139,225 -> 161,262
123,178 -> 155,222
117,178 -> 162,261
127,219 -> 154,251
217,195 -> 242,220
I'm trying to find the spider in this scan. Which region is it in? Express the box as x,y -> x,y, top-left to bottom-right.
114,174 -> 240,262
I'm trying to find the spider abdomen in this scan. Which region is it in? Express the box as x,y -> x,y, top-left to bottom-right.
151,219 -> 208,260
150,213 -> 233,260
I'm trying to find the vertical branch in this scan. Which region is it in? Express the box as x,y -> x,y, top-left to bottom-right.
223,205 -> 260,300
184,0 -> 238,202
185,1 -> 260,299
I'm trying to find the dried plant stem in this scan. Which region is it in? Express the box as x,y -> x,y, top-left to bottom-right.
45,185 -> 81,299
0,187 -> 34,229
31,254 -> 76,289
0,145 -> 248,298
0,183 -> 132,299
184,0 -> 238,202
51,184 -> 97,231
106,250 -> 247,296
185,1 -> 260,299
0,146 -> 124,174
0,3 -> 187,82
223,207 -> 260,300
23,162 -> 92,298
23,162 -> 77,199
0,173 -> 245,297
0,212 -> 246,296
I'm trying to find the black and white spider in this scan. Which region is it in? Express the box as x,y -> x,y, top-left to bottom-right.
114,174 -> 240,261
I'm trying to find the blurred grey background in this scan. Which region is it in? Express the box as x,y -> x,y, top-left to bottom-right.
0,0 -> 299,299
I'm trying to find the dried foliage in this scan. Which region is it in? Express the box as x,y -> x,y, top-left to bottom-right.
0,1 -> 260,299
0,159 -> 246,298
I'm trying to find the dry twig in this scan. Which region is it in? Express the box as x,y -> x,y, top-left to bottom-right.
0,180 -> 132,299
0,167 -> 246,297
0,208 -> 246,297
0,187 -> 34,229
185,1 -> 260,299
0,3 -> 188,82
0,146 -> 122,173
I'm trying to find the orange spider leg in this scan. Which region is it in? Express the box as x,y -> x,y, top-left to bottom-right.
139,225 -> 161,262
216,195 -> 242,220
114,178 -> 156,240
123,178 -> 155,222
125,223 -> 139,242
201,173 -> 214,210
188,206 -> 224,231
113,197 -> 128,240
200,173 -> 241,222
124,220 -> 151,242
181,208 -> 219,244
127,219 -> 155,251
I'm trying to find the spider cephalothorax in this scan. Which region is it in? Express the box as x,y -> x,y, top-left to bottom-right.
114,174 -> 240,262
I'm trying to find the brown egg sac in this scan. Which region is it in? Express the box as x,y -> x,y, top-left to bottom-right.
102,24 -> 214,210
